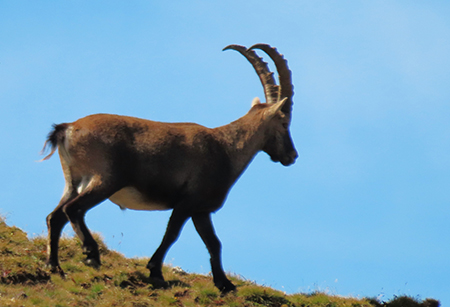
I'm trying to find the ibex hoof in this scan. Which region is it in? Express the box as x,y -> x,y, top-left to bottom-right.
46,263 -> 66,277
85,258 -> 101,269
218,281 -> 237,295
149,276 -> 169,289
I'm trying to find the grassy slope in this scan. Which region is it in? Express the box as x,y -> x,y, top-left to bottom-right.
0,217 -> 439,307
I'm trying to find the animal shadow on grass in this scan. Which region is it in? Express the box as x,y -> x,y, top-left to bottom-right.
118,271 -> 189,290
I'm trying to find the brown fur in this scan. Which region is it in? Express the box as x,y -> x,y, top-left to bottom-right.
43,44 -> 297,293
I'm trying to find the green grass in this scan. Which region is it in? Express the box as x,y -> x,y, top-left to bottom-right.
0,217 -> 440,307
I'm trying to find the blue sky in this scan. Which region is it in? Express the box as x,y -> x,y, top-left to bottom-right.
1,0 -> 449,304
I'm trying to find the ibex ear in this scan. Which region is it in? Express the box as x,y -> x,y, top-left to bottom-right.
263,97 -> 287,120
251,97 -> 261,107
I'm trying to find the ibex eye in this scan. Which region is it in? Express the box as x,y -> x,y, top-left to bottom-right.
282,123 -> 288,129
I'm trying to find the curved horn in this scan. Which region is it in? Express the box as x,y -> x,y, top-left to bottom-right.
223,44 -> 279,105
250,44 -> 294,114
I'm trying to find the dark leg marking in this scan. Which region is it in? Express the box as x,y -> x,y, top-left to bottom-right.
192,212 -> 236,293
147,206 -> 191,285
46,188 -> 78,273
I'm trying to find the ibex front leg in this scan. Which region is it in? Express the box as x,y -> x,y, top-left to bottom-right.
192,212 -> 236,293
147,206 -> 190,286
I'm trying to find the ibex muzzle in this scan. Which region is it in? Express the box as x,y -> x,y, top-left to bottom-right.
42,44 -> 297,293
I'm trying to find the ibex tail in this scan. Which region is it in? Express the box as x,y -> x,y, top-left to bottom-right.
40,123 -> 69,161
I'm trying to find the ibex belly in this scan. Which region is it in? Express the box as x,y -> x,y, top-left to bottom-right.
109,187 -> 170,211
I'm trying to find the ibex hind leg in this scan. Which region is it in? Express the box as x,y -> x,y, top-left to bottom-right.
62,178 -> 120,269
46,184 -> 79,275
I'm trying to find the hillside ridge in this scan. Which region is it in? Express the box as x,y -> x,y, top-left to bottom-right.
0,217 -> 439,307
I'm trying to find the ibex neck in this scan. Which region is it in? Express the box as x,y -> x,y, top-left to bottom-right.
214,113 -> 266,179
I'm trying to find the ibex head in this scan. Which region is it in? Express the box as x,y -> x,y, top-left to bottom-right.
224,44 -> 298,166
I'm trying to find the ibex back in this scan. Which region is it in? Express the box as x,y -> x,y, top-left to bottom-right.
42,44 -> 297,293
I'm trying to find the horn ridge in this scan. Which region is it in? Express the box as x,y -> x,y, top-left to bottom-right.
223,44 -> 279,105
250,44 -> 294,114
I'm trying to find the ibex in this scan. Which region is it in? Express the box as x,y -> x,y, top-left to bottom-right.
42,44 -> 297,293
